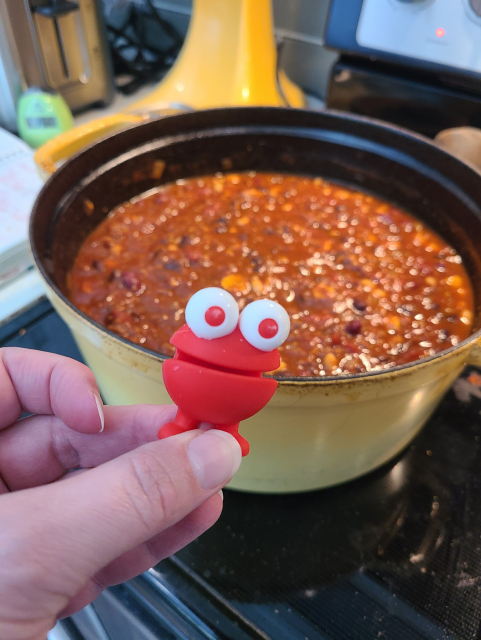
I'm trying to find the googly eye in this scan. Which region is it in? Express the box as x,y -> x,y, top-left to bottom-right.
185,287 -> 239,339
239,299 -> 290,351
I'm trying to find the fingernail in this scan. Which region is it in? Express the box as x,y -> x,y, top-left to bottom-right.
93,393 -> 105,433
218,489 -> 224,501
187,430 -> 242,490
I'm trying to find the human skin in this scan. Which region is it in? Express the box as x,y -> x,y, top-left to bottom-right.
0,347 -> 242,640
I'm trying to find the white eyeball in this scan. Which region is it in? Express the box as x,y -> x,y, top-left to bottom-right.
185,287 -> 239,339
239,299 -> 290,351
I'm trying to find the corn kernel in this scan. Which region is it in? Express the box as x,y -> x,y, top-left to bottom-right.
221,274 -> 250,293
386,316 -> 401,331
83,198 -> 94,215
251,276 -> 264,294
323,352 -> 339,372
313,283 -> 336,299
446,275 -> 463,288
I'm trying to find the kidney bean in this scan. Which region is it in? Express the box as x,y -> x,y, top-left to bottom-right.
346,320 -> 362,336
352,298 -> 367,312
164,260 -> 182,272
121,271 -> 141,291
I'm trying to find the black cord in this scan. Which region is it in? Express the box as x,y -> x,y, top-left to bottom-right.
145,0 -> 182,51
106,0 -> 183,95
276,36 -> 290,108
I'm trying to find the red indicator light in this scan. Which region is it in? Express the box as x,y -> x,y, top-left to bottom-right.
436,27 -> 445,38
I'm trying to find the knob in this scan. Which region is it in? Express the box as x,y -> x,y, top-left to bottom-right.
469,0 -> 481,17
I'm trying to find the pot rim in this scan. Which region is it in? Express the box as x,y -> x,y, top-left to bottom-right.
30,106 -> 481,386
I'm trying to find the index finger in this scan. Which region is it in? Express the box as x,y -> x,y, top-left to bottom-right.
0,347 -> 103,433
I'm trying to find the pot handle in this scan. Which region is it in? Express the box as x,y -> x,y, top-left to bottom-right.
434,127 -> 481,173
467,338 -> 481,368
33,113 -> 145,180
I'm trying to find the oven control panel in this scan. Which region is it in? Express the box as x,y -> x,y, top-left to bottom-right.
357,0 -> 481,74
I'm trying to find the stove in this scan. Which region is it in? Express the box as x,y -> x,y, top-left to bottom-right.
325,0 -> 481,138
4,300 -> 481,640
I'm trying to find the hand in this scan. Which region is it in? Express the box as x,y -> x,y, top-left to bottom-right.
0,347 -> 242,640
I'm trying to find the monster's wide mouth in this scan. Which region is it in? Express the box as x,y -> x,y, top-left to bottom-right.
176,349 -> 263,378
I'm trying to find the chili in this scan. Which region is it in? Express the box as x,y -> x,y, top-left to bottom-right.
69,172 -> 474,376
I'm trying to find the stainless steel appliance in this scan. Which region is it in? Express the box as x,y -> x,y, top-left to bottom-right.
325,0 -> 481,137
0,0 -> 114,132
326,0 -> 481,80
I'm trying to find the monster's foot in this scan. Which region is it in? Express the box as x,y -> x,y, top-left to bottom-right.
158,410 -> 199,440
158,422 -> 191,439
215,423 -> 250,457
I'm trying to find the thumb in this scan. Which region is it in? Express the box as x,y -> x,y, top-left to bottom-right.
0,430 -> 241,628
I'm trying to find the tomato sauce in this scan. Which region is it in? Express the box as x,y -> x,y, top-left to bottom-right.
69,173 -> 474,376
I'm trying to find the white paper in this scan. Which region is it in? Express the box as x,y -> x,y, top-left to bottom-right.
0,128 -> 44,278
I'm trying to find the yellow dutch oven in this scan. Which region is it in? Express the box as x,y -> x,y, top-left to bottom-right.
30,108 -> 481,493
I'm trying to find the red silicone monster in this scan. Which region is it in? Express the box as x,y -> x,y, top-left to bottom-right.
158,287 -> 290,456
